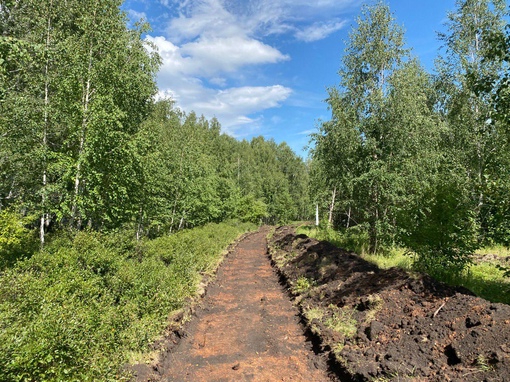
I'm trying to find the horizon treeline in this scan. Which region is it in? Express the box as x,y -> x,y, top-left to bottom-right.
311,0 -> 510,276
0,0 -> 310,245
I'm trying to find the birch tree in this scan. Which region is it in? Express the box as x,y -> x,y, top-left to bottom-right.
436,0 -> 507,240
57,0 -> 159,229
312,1 -> 441,253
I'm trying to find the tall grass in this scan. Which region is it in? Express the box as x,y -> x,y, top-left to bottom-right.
0,220 -> 255,381
297,224 -> 510,305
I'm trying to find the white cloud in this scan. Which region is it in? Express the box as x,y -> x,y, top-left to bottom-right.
149,35 -> 292,135
180,36 -> 289,75
297,129 -> 318,136
198,86 -> 292,115
146,0 -> 357,135
168,1 -> 237,40
295,20 -> 348,42
191,86 -> 293,135
127,9 -> 147,21
209,77 -> 227,87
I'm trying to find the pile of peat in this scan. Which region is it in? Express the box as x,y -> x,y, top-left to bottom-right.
268,226 -> 510,382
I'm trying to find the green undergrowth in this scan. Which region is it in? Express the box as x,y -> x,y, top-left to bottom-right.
0,220 -> 256,381
0,209 -> 39,270
297,225 -> 510,305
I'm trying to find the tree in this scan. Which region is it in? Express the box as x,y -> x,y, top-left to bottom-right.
59,0 -> 159,229
312,1 -> 440,252
0,0 -> 71,244
0,0 -> 160,236
435,0 -> 507,242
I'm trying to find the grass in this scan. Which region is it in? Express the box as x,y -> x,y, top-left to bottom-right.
475,245 -> 510,257
292,276 -> 313,294
0,220 -> 256,382
298,224 -> 510,305
363,294 -> 384,324
324,304 -> 357,338
475,354 -> 493,372
303,306 -> 325,322
361,248 -> 414,271
448,262 -> 510,304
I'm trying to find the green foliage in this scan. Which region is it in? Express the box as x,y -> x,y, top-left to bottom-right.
435,0 -> 507,246
297,224 -> 370,255
481,173 -> 510,246
0,209 -> 37,269
0,0 -> 160,238
1,0 -> 309,239
310,0 -> 510,276
0,221 -> 255,381
292,276 -> 313,294
237,194 -> 269,224
133,102 -> 308,234
398,166 -> 479,278
311,1 -> 441,254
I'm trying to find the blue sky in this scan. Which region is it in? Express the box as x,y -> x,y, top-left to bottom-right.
122,0 -> 457,157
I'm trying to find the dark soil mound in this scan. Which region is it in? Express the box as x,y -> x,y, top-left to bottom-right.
268,226 -> 510,382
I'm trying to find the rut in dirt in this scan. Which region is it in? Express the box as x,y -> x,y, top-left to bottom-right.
150,227 -> 338,382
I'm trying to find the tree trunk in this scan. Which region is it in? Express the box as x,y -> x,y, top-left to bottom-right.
328,186 -> 336,228
369,184 -> 380,254
136,205 -> 144,241
71,45 -> 94,229
178,213 -> 185,230
40,0 -> 53,247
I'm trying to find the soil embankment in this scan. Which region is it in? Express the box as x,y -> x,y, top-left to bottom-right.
268,226 -> 510,382
132,227 -> 337,382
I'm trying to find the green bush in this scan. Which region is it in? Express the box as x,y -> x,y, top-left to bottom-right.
0,220 -> 256,381
0,209 -> 37,270
297,224 -> 370,255
236,194 -> 268,224
401,172 -> 479,280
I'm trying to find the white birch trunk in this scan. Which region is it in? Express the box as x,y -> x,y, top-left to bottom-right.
40,0 -> 53,246
71,45 -> 94,229
328,186 -> 336,228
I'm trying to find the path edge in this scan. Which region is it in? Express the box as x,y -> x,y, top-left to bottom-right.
127,227 -> 262,382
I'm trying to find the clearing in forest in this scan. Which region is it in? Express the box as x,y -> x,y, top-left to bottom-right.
133,228 -> 338,382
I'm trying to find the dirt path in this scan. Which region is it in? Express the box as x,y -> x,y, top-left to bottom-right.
156,228 -> 335,382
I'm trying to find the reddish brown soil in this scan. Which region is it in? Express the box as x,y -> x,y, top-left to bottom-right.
132,228 -> 337,382
269,226 -> 510,382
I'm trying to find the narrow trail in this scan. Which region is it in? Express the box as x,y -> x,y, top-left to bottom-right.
157,228 -> 335,382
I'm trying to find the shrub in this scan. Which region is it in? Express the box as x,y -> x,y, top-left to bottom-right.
236,194 -> 268,224
0,209 -> 37,270
0,220 -> 255,381
400,169 -> 479,280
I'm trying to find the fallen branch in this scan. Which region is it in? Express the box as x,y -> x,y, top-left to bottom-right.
433,301 -> 447,318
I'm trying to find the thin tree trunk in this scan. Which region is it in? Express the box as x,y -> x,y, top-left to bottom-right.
169,197 -> 178,234
170,143 -> 187,233
328,186 -> 336,228
178,213 -> 185,230
369,184 -> 380,254
237,156 -> 240,185
71,45 -> 94,229
40,0 -> 53,247
136,205 -> 144,241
